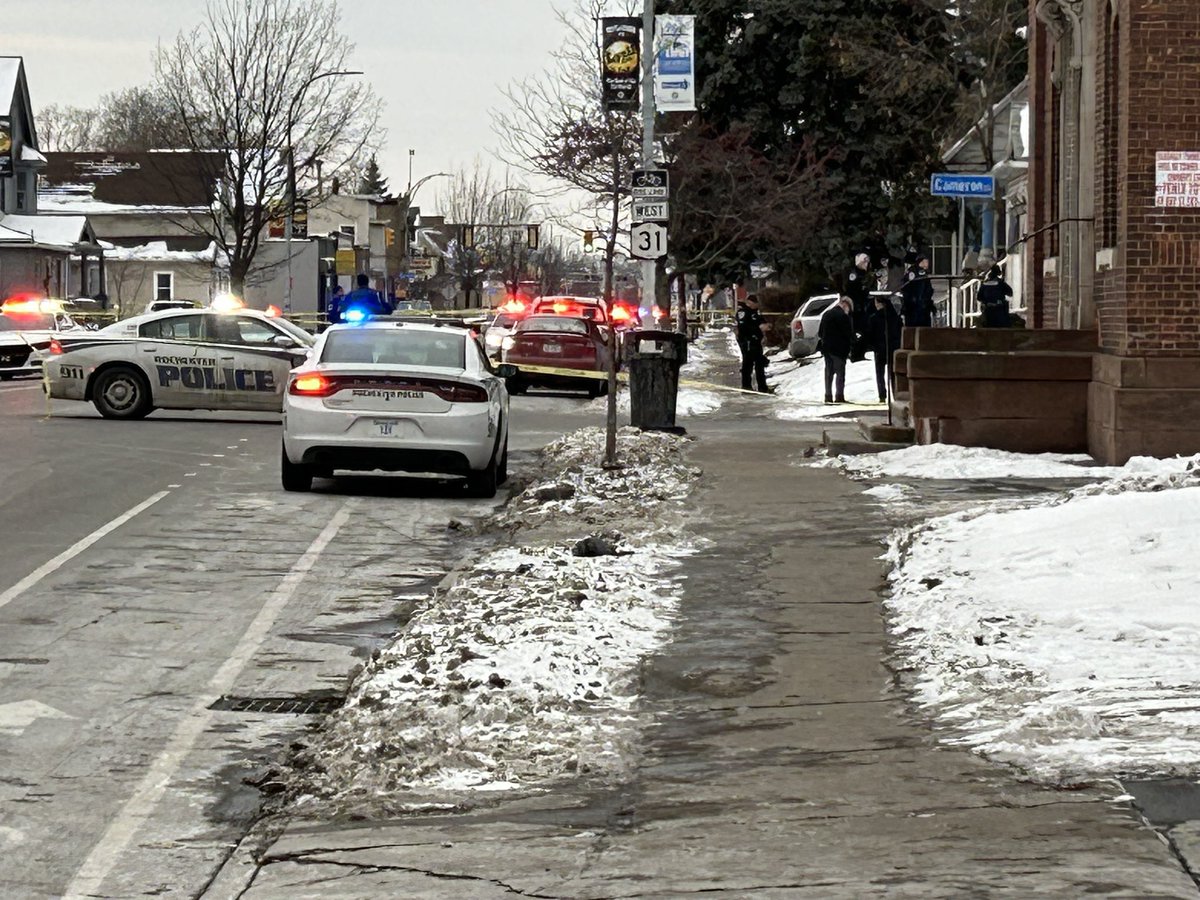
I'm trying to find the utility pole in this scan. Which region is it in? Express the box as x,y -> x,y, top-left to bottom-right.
640,0 -> 656,324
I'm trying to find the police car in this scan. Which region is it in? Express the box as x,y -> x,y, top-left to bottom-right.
43,307 -> 315,418
0,297 -> 89,379
281,319 -> 513,497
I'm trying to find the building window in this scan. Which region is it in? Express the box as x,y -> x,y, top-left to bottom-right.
155,272 -> 174,301
339,223 -> 357,243
16,173 -> 27,211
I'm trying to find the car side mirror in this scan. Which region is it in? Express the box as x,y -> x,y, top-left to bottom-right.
270,334 -> 298,348
496,363 -> 518,379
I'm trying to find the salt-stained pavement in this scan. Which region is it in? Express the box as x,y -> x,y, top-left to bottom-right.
209,333 -> 1200,898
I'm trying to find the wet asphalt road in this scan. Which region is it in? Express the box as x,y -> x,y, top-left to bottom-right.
0,379 -> 597,899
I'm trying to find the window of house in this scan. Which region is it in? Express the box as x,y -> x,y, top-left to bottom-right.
0,178 -> 6,211
339,223 -> 357,243
16,173 -> 27,211
155,272 -> 174,301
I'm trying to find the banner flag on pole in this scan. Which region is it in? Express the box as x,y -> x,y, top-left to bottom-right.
654,15 -> 695,112
601,17 -> 641,112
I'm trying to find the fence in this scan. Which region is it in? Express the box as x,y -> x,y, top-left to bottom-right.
945,256 -> 1026,329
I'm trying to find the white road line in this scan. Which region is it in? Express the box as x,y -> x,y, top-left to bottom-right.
63,501 -> 355,900
0,491 -> 170,613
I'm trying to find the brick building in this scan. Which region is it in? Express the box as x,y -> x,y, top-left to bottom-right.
1029,0 -> 1200,462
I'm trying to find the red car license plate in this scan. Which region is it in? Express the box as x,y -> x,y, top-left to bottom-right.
542,342 -> 562,353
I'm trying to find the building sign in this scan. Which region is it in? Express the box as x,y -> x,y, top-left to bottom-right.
655,15 -> 695,112
1155,151 -> 1200,207
601,17 -> 641,111
0,118 -> 13,178
930,173 -> 995,198
335,248 -> 357,275
291,199 -> 308,239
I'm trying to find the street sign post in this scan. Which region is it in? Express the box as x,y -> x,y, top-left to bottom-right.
632,200 -> 669,222
930,173 -> 995,198
631,168 -> 669,199
631,221 -> 668,259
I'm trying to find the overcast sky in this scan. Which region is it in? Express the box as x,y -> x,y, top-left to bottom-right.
5,0 -> 574,215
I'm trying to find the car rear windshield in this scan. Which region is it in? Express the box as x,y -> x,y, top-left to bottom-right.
491,313 -> 520,329
0,313 -> 54,331
803,298 -> 837,316
517,316 -> 589,335
321,329 -> 466,368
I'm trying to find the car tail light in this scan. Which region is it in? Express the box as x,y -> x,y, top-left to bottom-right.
289,374 -> 336,396
791,320 -> 804,334
48,338 -> 64,355
439,384 -> 487,402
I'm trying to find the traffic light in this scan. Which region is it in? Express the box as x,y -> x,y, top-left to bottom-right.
583,230 -> 595,251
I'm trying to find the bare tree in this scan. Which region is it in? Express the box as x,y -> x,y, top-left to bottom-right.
663,123 -> 834,281
154,0 -> 382,295
493,0 -> 642,304
438,162 -> 500,307
92,86 -> 194,151
38,104 -> 96,152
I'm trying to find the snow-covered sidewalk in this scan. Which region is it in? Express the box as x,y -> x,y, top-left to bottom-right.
840,442 -> 1200,784
288,428 -> 701,812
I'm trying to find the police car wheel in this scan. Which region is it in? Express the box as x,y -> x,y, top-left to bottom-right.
280,443 -> 313,492
465,453 -> 498,499
497,441 -> 509,486
92,366 -> 152,420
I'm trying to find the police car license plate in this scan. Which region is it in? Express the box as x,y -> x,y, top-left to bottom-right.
373,419 -> 407,437
542,342 -> 562,353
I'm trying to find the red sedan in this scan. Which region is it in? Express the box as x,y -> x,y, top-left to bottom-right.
502,315 -> 612,398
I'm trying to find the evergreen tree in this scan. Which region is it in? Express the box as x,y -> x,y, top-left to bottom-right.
357,154 -> 389,197
664,0 -> 958,275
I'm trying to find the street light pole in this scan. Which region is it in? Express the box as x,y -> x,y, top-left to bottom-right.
284,69 -> 362,314
398,170 -> 451,300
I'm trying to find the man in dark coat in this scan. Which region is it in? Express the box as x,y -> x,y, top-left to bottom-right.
867,293 -> 904,402
844,252 -> 875,330
978,265 -> 1014,327
735,293 -> 770,392
342,273 -> 392,319
817,296 -> 855,403
900,254 -> 936,327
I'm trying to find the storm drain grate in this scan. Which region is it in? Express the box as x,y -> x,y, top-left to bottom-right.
209,693 -> 345,715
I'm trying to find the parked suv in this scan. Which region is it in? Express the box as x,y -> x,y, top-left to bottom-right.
788,291 -> 893,358
788,294 -> 839,358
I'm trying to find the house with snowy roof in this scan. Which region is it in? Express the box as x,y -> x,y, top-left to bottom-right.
39,150 -> 230,313
0,57 -> 101,302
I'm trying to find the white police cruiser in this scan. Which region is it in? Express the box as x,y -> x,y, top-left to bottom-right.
0,298 -> 90,379
281,319 -> 512,497
43,307 -> 315,418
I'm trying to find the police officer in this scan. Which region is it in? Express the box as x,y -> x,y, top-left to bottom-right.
735,293 -> 770,392
844,252 -> 876,331
342,273 -> 392,318
900,254 -> 936,327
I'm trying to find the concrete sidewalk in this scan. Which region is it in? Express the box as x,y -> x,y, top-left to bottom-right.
217,416 -> 1195,898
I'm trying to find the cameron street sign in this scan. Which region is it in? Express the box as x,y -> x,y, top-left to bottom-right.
930,173 -> 995,198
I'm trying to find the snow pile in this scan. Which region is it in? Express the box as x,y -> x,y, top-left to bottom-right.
885,460 -> 1200,782
97,239 -> 224,264
289,427 -> 700,812
496,426 -> 699,531
819,442 -> 1199,481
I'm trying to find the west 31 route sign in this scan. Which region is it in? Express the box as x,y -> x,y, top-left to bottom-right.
630,221 -> 667,260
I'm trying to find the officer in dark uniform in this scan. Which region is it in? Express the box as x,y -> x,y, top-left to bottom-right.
844,252 -> 876,330
900,254 -> 936,327
735,293 -> 769,392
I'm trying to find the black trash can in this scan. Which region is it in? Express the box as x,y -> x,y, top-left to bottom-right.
624,329 -> 689,432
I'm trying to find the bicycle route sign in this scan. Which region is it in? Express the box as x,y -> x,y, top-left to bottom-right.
631,168 -> 669,200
